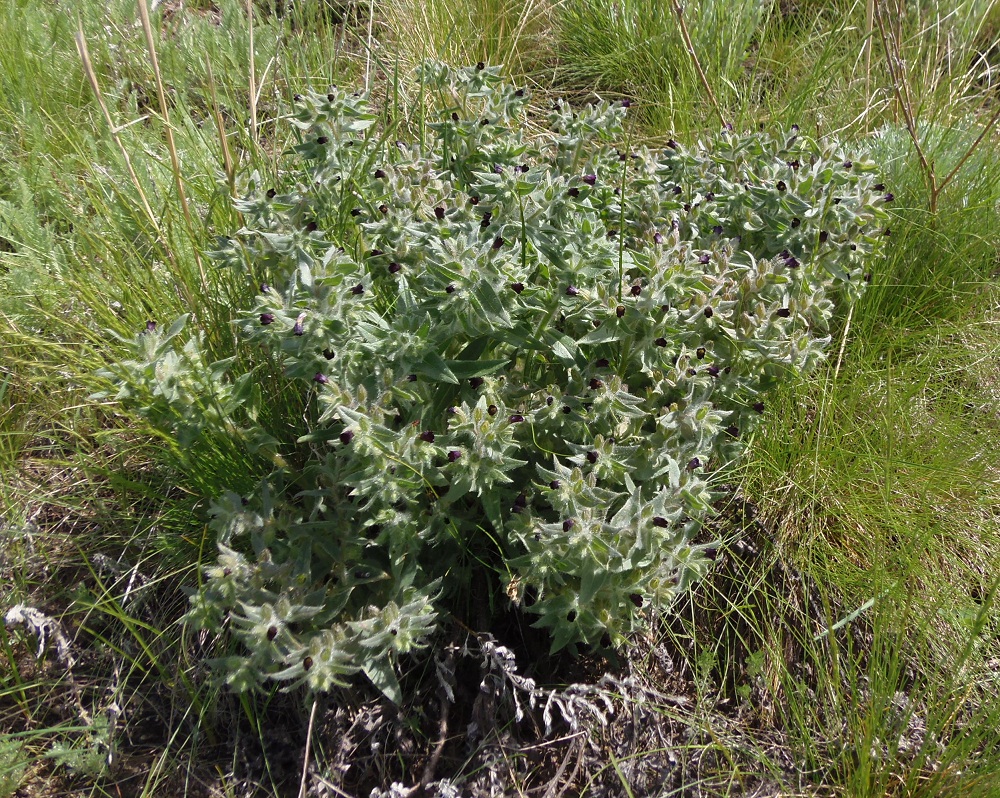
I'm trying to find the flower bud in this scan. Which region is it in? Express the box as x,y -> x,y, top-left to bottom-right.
313,373 -> 329,385
260,313 -> 275,325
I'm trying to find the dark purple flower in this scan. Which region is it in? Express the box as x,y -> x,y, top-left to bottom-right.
566,609 -> 577,622
407,374 -> 418,382
629,593 -> 644,608
469,195 -> 480,205
304,221 -> 318,233
696,347 -> 706,359
686,368 -> 697,377
145,320 -> 157,333
563,519 -> 575,532
687,457 -> 701,470
616,305 -> 626,318
447,450 -> 462,463
316,136 -> 329,145
511,282 -> 524,294
388,261 -> 402,274
476,61 -> 485,70
630,284 -> 642,297
787,160 -> 800,169
470,377 -> 484,389
703,307 -> 714,318
379,204 -> 388,214
549,480 -> 561,490
819,230 -> 829,243
351,283 -> 364,296
621,99 -> 631,107
514,88 -> 525,97
884,228 -> 891,236
776,180 -> 787,192
791,217 -> 800,228
260,313 -> 275,325
546,396 -> 554,406
586,450 -> 599,464
874,183 -> 885,191
313,372 -> 329,385
492,236 -> 504,249
509,414 -> 525,423
445,284 -> 456,294
266,188 -> 276,199
562,405 -> 572,414
713,225 -> 723,235
667,139 -> 678,150
582,174 -> 597,185
726,425 -> 740,438
753,401 -> 765,413
843,160 -> 853,169
589,378 -> 603,390
493,163 -> 503,175
776,307 -> 791,318
683,203 -> 691,212
480,118 -> 489,126
374,168 -> 386,179
785,256 -> 800,268
260,283 -> 270,293
339,429 -> 353,444
699,253 -> 710,265
323,348 -> 335,360
303,656 -> 313,671
595,357 -> 610,368
567,187 -> 580,198
672,185 -> 682,195
883,193 -> 894,202
293,321 -> 304,336
652,516 -> 669,528
654,231 -> 665,244
707,364 -> 720,377
434,206 -> 446,220
488,404 -> 498,416
566,285 -> 580,296
350,208 -> 362,217
864,272 -> 872,283
655,337 -> 668,347
419,430 -> 435,443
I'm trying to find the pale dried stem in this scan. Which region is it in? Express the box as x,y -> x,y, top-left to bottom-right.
247,0 -> 258,142
137,0 -> 208,292
74,24 -> 161,238
668,0 -> 727,129
206,57 -> 236,198
875,0 -> 935,196
297,697 -> 319,798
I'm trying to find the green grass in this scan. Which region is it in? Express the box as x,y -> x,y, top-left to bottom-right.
1,0 -> 999,794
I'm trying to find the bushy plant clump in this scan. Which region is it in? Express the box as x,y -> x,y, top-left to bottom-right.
98,63 -> 889,701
